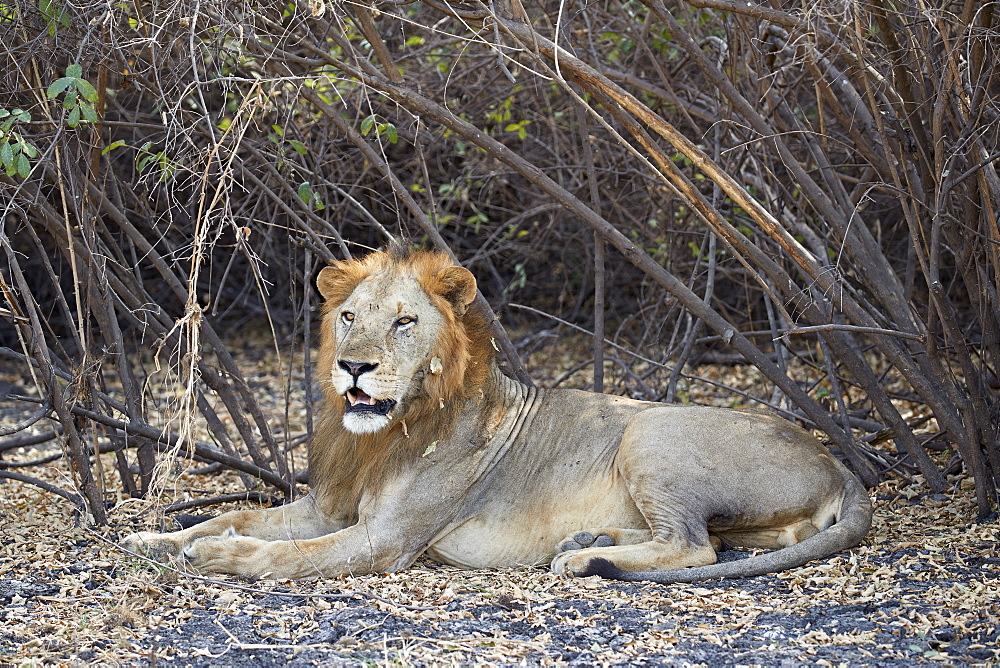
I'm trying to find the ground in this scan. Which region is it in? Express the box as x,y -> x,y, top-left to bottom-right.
1,346 -> 998,666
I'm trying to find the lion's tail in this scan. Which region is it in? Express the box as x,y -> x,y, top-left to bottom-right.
589,474 -> 873,584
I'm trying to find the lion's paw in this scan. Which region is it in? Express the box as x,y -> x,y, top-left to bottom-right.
550,548 -> 610,578
557,531 -> 616,553
182,529 -> 270,577
119,531 -> 184,561
552,532 -> 617,578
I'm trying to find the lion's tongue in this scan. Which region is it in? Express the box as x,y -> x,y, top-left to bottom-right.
349,389 -> 374,406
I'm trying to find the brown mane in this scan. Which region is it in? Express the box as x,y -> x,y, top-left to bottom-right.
310,249 -> 496,517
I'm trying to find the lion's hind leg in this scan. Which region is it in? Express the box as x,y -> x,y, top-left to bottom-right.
556,527 -> 651,553
550,525 -> 717,578
712,518 -> 821,550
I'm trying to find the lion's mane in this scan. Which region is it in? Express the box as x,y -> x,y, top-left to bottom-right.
311,249 -> 495,517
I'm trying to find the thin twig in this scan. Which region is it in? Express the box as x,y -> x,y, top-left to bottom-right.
0,470 -> 85,510
164,492 -> 281,513
0,399 -> 50,436
775,324 -> 925,343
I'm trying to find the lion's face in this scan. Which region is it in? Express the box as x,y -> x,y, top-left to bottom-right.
317,253 -> 478,435
328,273 -> 446,434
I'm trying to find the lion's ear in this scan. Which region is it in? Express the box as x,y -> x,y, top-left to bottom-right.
433,266 -> 478,316
317,261 -> 366,305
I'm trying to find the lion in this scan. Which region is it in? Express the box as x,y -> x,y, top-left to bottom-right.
120,249 -> 872,583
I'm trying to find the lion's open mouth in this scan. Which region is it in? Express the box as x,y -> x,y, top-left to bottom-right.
345,388 -> 396,416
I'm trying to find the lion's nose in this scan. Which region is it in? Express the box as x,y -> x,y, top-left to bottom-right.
339,360 -> 378,381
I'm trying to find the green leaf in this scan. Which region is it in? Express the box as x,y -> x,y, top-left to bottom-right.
75,78 -> 98,103
62,92 -> 77,110
101,139 -> 125,155
38,0 -> 66,35
297,181 -> 312,204
360,114 -> 375,136
503,120 -> 530,140
383,123 -> 398,144
15,151 -> 29,178
46,77 -> 72,99
65,63 -> 82,79
135,141 -> 153,171
67,105 -> 81,127
288,139 -> 307,154
19,138 -> 37,158
0,141 -> 12,168
81,102 -> 99,124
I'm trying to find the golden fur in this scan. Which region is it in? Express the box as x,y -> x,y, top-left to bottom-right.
120,249 -> 871,583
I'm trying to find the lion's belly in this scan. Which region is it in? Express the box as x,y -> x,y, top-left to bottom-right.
424,475 -> 646,569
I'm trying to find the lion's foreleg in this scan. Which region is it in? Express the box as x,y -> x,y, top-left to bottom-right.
181,520 -> 413,579
119,494 -> 343,564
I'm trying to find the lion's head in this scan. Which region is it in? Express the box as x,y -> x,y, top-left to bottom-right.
316,249 -> 491,435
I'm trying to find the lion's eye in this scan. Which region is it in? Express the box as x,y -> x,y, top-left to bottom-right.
396,316 -> 417,327
341,312 -> 355,324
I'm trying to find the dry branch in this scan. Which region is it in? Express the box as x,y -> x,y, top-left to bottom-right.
1,0 -> 996,521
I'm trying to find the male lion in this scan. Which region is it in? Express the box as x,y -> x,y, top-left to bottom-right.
121,249 -> 872,583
